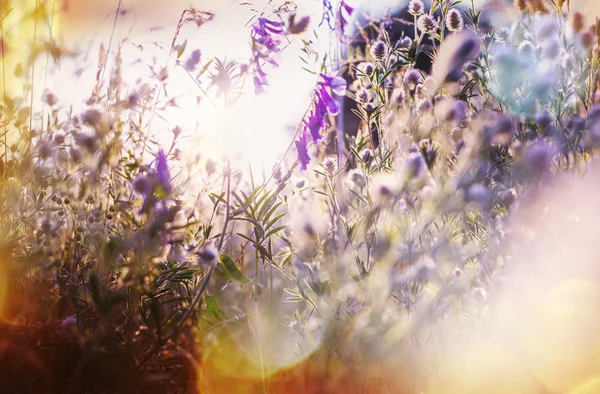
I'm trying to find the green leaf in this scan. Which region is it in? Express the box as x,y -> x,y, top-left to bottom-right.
176,39 -> 188,59
214,264 -> 231,281
204,295 -> 227,321
197,59 -> 214,78
264,225 -> 287,239
218,254 -> 251,284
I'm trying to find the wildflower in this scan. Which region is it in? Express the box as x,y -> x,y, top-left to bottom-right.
323,157 -> 337,173
495,28 -> 511,43
450,100 -> 468,123
133,175 -> 150,194
358,62 -> 375,75
337,0 -> 355,34
370,40 -> 389,61
126,92 -> 140,109
418,14 -> 439,35
408,0 -> 425,16
360,149 -> 373,163
446,9 -> 464,32
39,218 -> 54,234
205,159 -> 217,175
580,31 -> 595,50
74,132 -> 97,152
197,247 -> 217,265
42,89 -> 58,107
523,141 -> 553,175
356,88 -> 373,104
349,169 -> 366,188
466,183 -> 490,206
535,109 -> 554,129
61,315 -> 77,330
295,130 -> 311,171
404,69 -> 423,88
288,15 -> 311,35
185,49 -> 201,71
251,17 -> 285,94
391,88 -> 406,106
294,177 -> 306,189
156,150 -> 171,194
500,188 -> 518,206
399,36 -> 413,47
417,98 -> 433,114
272,162 -> 284,183
518,40 -> 536,59
405,151 -> 426,179
571,12 -> 585,33
54,133 -> 65,144
485,112 -> 515,145
80,107 -> 108,131
296,74 -> 347,169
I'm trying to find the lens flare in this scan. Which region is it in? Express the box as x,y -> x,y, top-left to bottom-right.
198,298 -> 323,393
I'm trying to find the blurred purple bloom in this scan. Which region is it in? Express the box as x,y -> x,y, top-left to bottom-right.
295,130 -> 311,171
156,149 -> 171,194
185,49 -> 202,71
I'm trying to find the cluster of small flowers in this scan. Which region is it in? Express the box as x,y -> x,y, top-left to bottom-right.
250,17 -> 286,94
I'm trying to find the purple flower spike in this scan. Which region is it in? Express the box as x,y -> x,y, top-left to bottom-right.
295,130 -> 311,171
306,105 -> 327,143
319,87 -> 340,115
156,150 -> 171,194
295,73 -> 348,170
320,74 -> 347,95
338,0 -> 355,34
250,16 -> 285,95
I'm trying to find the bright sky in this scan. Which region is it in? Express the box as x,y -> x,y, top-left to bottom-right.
3,0 -> 339,173
5,0 -> 599,172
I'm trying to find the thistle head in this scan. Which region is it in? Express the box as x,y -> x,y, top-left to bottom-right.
408,0 -> 425,16
370,40 -> 389,62
446,9 -> 464,33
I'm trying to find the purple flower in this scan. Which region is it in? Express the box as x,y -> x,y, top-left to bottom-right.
251,17 -> 285,94
295,130 -> 311,171
185,49 -> 202,71
446,9 -> 464,32
306,103 -> 327,142
320,0 -> 354,34
318,86 -> 341,114
338,0 -> 355,34
296,74 -> 347,169
136,150 -> 173,215
418,14 -> 439,34
156,149 -> 171,194
408,0 -> 425,16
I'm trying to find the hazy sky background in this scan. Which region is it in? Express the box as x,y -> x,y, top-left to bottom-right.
5,0 -> 600,170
